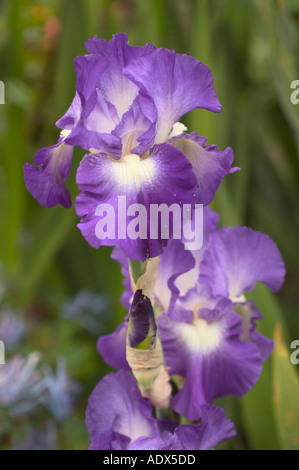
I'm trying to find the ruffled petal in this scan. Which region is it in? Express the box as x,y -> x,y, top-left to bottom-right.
155,238 -> 196,311
129,404 -> 236,450
60,54 -> 121,155
234,300 -> 274,362
175,404 -> 236,450
85,33 -> 156,119
170,133 -> 237,205
199,226 -> 286,299
124,48 -> 221,143
56,92 -> 81,130
24,142 -> 73,208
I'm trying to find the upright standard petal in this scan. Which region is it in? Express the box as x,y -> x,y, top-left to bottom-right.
56,91 -> 81,130
112,92 -> 157,157
124,48 -> 221,143
57,34 -> 157,157
199,226 -> 286,300
84,33 -> 155,119
24,141 -> 73,208
59,54 -> 121,155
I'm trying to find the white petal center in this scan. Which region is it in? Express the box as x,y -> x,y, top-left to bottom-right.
112,153 -> 155,189
176,317 -> 222,354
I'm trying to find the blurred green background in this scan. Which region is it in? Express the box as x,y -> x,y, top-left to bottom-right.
0,0 -> 298,450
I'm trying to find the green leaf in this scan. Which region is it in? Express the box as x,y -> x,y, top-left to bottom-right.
240,284 -> 284,450
18,207 -> 74,305
240,359 -> 279,450
273,323 -> 299,450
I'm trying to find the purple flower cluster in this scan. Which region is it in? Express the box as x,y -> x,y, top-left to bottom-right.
97,208 -> 285,426
24,34 -> 286,450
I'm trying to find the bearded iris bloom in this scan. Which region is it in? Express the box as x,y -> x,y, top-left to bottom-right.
24,33 -> 236,260
158,226 -> 285,419
85,370 -> 236,450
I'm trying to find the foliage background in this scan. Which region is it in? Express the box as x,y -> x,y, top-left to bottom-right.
0,0 -> 298,450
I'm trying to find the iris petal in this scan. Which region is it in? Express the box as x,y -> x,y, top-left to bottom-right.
124,48 -> 221,143
199,225 -> 286,299
24,142 -> 73,208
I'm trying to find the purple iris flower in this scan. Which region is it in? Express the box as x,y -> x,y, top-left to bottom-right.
86,370 -> 236,450
198,224 -> 286,362
158,291 -> 263,420
199,225 -> 286,300
158,226 -> 286,419
24,33 -> 236,260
